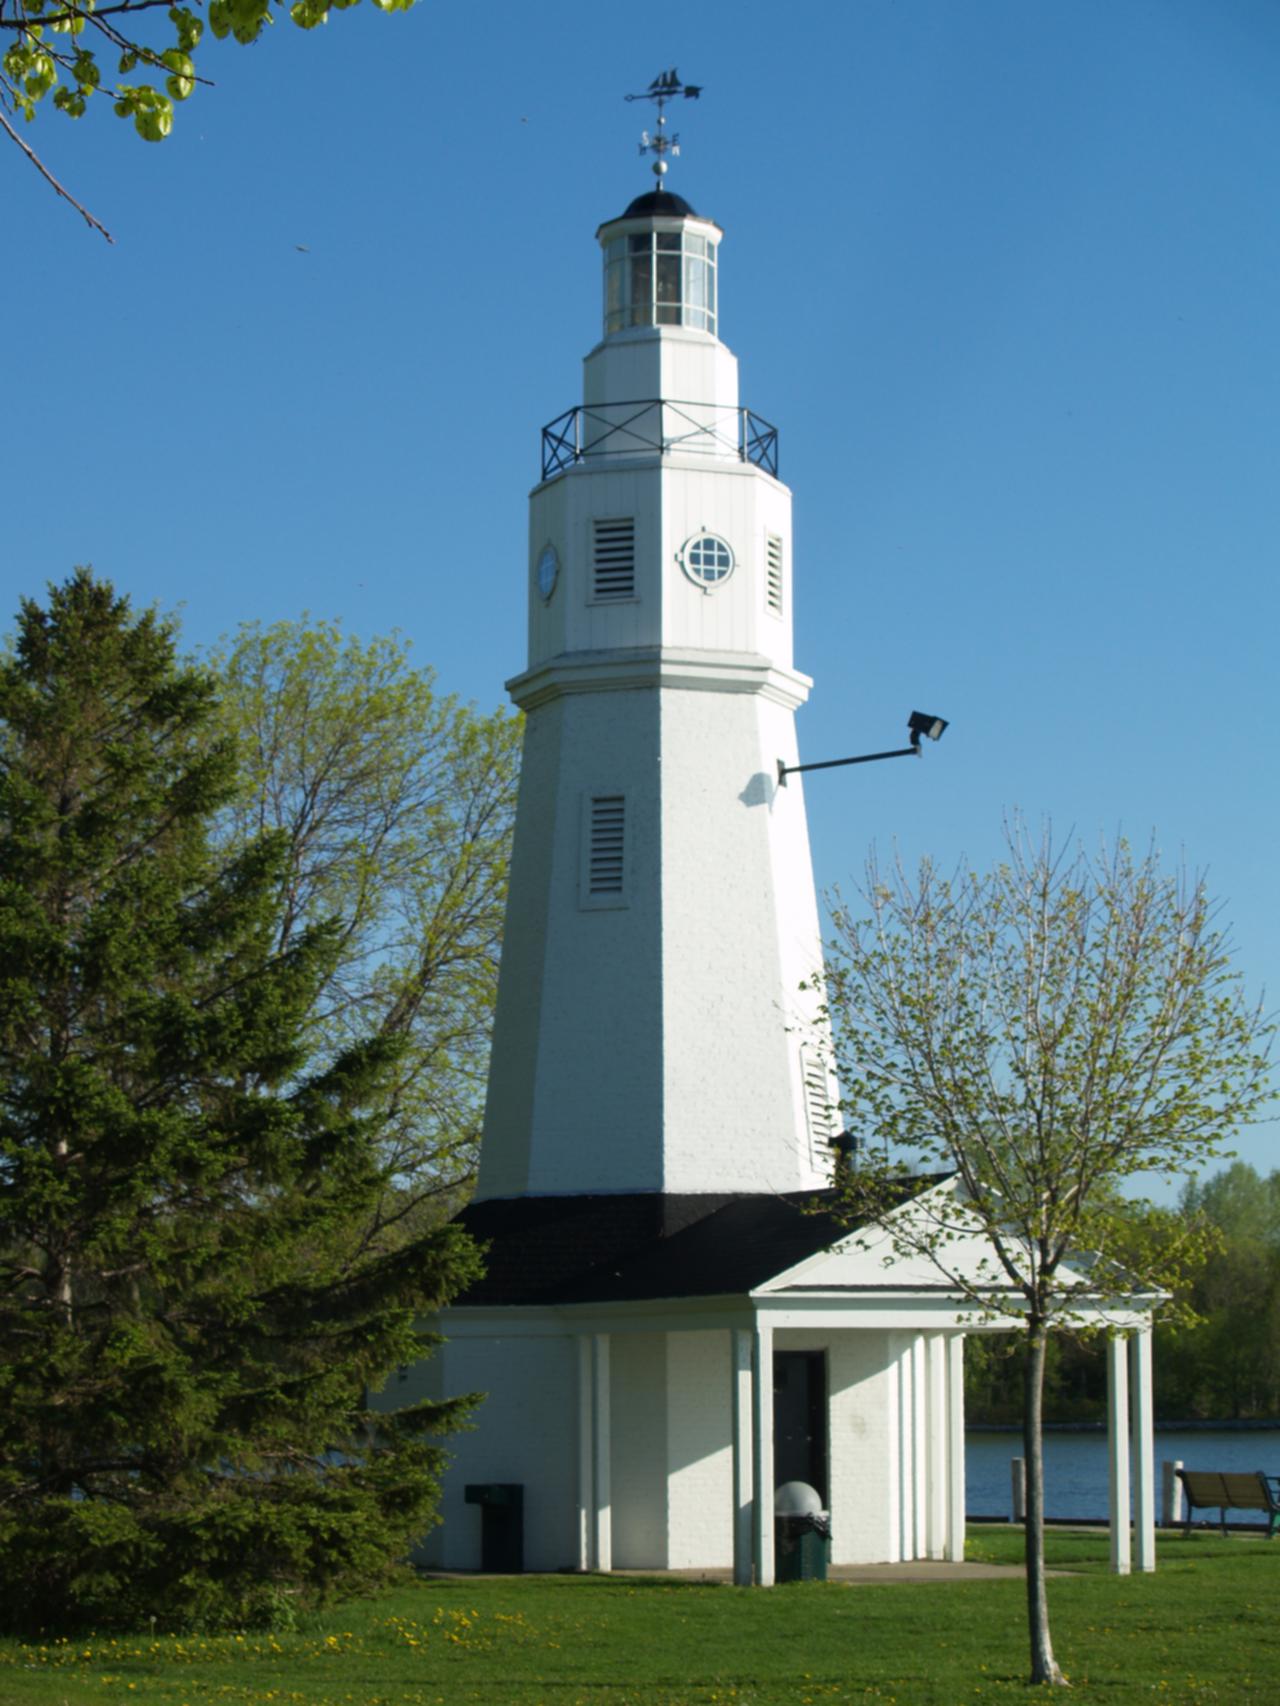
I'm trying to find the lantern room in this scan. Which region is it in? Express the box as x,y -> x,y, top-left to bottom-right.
599,190 -> 721,337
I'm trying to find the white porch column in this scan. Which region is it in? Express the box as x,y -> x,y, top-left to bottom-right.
896,1337 -> 914,1561
751,1320 -> 775,1586
1107,1332 -> 1131,1576
731,1327 -> 754,1586
886,1336 -> 902,1563
945,1334 -> 966,1563
576,1335 -> 592,1570
1131,1327 -> 1156,1573
925,1333 -> 947,1559
911,1335 -> 928,1560
591,1333 -> 612,1572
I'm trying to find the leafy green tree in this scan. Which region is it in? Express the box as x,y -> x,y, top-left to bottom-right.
967,1197 -> 1203,1426
965,1330 -> 1109,1427
1,0 -> 413,239
822,825 -> 1272,1686
0,571 -> 479,1634
1157,1162 -> 1280,1419
211,618 -> 519,1241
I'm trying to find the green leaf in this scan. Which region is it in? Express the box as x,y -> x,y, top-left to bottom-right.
169,5 -> 204,50
129,86 -> 174,141
52,85 -> 87,117
161,49 -> 194,101
24,51 -> 58,101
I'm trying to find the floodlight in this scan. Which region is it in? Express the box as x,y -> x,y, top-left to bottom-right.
908,711 -> 948,749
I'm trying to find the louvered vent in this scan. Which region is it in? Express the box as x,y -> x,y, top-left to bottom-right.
592,518 -> 636,602
801,1048 -> 835,1153
765,534 -> 784,615
588,795 -> 626,896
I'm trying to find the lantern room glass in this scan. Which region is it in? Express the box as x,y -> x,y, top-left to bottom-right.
604,229 -> 717,336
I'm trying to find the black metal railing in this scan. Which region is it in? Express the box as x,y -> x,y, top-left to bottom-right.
540,399 -> 779,481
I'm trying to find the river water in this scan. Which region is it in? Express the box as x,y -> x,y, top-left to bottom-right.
966,1426 -> 1280,1521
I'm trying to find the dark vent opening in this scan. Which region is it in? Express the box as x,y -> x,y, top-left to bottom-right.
803,1052 -> 833,1143
589,795 -> 625,894
593,518 -> 636,601
766,534 -> 784,615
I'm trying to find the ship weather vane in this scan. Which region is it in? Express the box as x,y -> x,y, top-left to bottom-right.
625,68 -> 703,186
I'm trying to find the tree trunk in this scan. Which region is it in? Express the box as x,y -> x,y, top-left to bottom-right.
51,1135 -> 73,1320
1024,1320 -> 1067,1685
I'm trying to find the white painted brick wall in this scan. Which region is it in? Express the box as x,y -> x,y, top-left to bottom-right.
666,1330 -> 734,1568
774,1328 -> 902,1566
412,1335 -> 579,1572
610,1333 -> 669,1568
396,1324 -> 951,1576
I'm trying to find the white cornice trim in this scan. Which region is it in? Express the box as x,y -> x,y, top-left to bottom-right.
595,214 -> 723,243
529,454 -> 788,500
508,647 -> 813,712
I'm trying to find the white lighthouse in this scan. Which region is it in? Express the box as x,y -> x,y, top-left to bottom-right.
475,167 -> 839,1203
401,94 -> 1159,1585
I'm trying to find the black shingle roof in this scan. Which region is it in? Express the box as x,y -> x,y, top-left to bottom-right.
450,1183 -> 938,1308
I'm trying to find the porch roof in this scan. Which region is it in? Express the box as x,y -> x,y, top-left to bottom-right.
451,1182 -> 942,1308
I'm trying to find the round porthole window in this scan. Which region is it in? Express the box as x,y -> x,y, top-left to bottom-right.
535,542 -> 560,603
680,532 -> 734,592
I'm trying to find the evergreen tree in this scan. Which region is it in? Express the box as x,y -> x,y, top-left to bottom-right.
0,571 -> 479,1634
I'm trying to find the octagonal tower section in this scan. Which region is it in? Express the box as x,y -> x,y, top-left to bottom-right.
477,187 -> 838,1204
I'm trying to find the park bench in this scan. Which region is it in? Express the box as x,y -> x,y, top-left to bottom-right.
1175,1468 -> 1280,1538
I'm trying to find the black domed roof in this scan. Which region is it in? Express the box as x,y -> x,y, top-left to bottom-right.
622,188 -> 698,219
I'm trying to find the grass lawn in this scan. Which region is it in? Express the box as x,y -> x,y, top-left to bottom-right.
1,1527 -> 1275,1705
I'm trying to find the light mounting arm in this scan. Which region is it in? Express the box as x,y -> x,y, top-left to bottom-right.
777,710 -> 949,787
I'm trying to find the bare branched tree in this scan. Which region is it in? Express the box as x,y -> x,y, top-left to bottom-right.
822,822 -> 1273,1685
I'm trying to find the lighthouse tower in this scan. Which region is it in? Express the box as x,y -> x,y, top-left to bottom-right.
406,98 -> 1157,1582
477,140 -> 836,1204
413,92 -> 968,1583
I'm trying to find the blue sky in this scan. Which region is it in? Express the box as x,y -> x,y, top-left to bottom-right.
7,0 -> 1277,1187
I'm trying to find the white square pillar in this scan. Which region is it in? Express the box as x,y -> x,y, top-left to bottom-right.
945,1334 -> 966,1562
1107,1332 -> 1131,1576
896,1336 -> 915,1561
926,1333 -> 947,1559
1131,1327 -> 1156,1573
911,1334 -> 928,1560
885,1336 -> 902,1563
752,1320 -> 775,1585
576,1335 -> 592,1571
591,1333 -> 612,1572
731,1328 -> 754,1586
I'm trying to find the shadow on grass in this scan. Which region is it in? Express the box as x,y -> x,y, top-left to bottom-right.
418,1570 -> 729,1593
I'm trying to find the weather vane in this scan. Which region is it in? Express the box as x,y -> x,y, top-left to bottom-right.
625,68 -> 703,187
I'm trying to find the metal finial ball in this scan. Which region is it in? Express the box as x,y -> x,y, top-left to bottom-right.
654,160 -> 668,177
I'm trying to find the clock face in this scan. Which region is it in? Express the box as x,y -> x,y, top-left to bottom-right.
536,543 -> 559,603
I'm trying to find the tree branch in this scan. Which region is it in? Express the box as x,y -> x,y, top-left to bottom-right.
0,102 -> 112,241
0,0 -> 175,26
